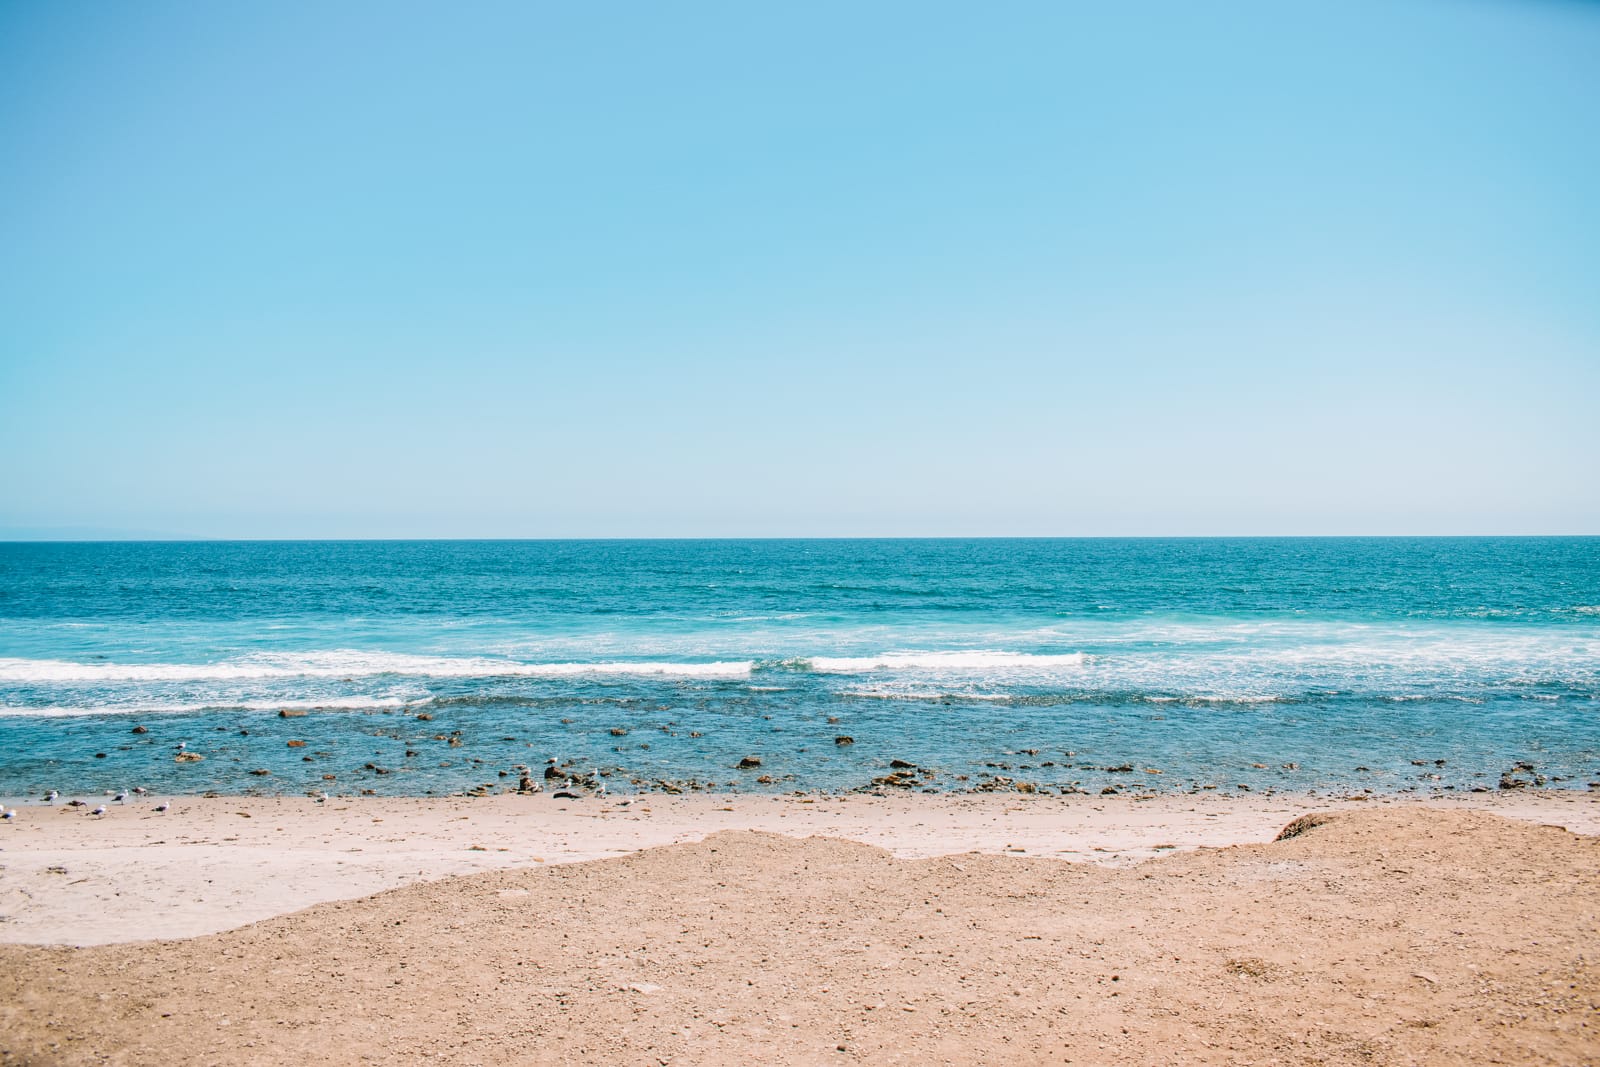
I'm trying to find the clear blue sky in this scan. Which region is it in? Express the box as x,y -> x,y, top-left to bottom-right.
2,0 -> 1596,538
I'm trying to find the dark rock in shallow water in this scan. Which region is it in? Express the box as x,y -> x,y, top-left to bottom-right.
889,759 -> 916,769
131,725 -> 148,734
834,736 -> 854,746
737,756 -> 762,769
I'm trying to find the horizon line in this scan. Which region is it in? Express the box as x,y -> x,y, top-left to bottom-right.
4,533 -> 1599,544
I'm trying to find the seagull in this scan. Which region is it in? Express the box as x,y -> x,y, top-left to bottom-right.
153,802 -> 169,813
91,805 -> 107,817
113,790 -> 128,804
2,809 -> 15,820
43,790 -> 58,804
132,786 -> 148,796
314,792 -> 328,804
175,742 -> 187,751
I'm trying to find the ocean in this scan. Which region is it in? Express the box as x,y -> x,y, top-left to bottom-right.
1,538 -> 1597,798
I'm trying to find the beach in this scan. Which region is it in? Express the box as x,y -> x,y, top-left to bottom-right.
2,792 -> 1598,1064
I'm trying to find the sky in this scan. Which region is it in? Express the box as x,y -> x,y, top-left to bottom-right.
1,0 -> 1597,538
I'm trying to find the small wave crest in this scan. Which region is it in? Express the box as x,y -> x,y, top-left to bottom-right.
0,695 -> 418,718
0,653 -> 754,684
796,651 -> 1089,674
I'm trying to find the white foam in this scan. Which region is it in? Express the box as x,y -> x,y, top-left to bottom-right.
803,651 -> 1088,673
0,695 -> 415,718
0,653 -> 754,684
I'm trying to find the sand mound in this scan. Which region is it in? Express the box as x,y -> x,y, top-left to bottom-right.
2,808 -> 1596,1065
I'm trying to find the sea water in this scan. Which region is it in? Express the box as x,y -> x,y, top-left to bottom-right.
1,538 -> 1596,797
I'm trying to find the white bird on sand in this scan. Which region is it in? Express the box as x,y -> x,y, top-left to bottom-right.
153,802 -> 169,813
132,786 -> 148,796
113,790 -> 128,803
2,808 -> 15,820
91,805 -> 107,817
314,792 -> 328,803
43,790 -> 59,804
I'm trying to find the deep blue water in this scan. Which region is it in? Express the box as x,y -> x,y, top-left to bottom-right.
1,538 -> 1597,797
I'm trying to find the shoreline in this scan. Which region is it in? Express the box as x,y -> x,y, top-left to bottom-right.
2,789 -> 1595,947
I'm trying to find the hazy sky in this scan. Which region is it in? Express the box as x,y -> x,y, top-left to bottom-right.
2,0 -> 1596,538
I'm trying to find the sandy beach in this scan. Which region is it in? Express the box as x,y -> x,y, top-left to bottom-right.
1,792 -> 1597,1064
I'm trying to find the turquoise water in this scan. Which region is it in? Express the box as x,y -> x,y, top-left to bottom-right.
2,538 -> 1597,797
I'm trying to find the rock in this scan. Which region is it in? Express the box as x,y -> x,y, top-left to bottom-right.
553,791 -> 581,799
610,727 -> 629,736
1100,786 -> 1119,795
131,725 -> 148,734
1275,813 -> 1336,840
415,712 -> 433,721
249,768 -> 271,776
1105,764 -> 1134,773
835,736 -> 855,746
738,756 -> 762,769
278,709 -> 307,718
174,752 -> 204,763
889,759 -> 916,769
287,740 -> 307,748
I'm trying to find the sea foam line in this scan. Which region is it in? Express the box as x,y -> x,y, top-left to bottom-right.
798,651 -> 1089,673
0,653 -> 755,683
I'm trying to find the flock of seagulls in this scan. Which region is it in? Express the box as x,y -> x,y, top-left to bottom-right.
0,787 -> 173,820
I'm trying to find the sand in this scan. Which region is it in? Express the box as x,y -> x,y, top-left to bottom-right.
1,792 -> 1597,1064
